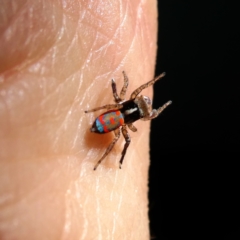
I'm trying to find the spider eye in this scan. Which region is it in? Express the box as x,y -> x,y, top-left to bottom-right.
143,96 -> 152,106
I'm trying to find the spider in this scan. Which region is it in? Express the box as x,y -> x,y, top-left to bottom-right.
85,71 -> 172,170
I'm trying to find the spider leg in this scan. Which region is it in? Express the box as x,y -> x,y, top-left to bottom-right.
111,78 -> 122,103
119,125 -> 131,169
120,71 -> 129,100
130,72 -> 166,99
85,103 -> 123,113
93,128 -> 121,170
142,100 -> 172,121
111,71 -> 129,103
127,123 -> 137,132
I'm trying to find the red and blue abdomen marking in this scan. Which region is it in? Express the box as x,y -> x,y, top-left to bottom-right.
92,110 -> 124,133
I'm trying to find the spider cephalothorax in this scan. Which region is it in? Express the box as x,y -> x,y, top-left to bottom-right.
85,71 -> 172,170
134,95 -> 153,119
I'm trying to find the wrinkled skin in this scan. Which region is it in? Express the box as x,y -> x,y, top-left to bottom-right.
0,0 -> 158,239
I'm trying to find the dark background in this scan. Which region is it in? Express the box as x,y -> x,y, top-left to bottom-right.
149,1 -> 240,239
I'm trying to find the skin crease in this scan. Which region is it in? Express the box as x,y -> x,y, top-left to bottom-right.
0,0 -> 158,239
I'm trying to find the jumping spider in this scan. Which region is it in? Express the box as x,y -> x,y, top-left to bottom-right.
85,71 -> 172,170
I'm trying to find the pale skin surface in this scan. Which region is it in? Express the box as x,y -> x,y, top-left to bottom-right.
0,0 -> 158,239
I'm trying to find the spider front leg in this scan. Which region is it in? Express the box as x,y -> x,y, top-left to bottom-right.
93,128 -> 121,170
119,125 -> 131,169
85,103 -> 123,113
111,71 -> 129,103
130,72 -> 166,99
142,100 -> 172,121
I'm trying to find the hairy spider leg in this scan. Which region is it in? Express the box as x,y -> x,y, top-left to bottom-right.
111,71 -> 129,103
93,128 -> 121,170
143,100 -> 172,121
119,125 -> 131,169
111,79 -> 121,103
127,123 -> 137,132
130,72 -> 166,100
155,100 -> 172,116
85,103 -> 123,113
120,71 -> 129,100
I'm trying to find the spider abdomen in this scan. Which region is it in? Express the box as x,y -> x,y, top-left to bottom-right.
91,110 -> 124,134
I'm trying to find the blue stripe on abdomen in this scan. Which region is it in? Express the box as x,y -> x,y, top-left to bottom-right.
96,118 -> 104,133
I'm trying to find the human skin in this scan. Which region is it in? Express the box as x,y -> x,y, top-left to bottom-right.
0,0 -> 158,239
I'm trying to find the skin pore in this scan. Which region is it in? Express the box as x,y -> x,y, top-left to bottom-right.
0,0 -> 158,239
